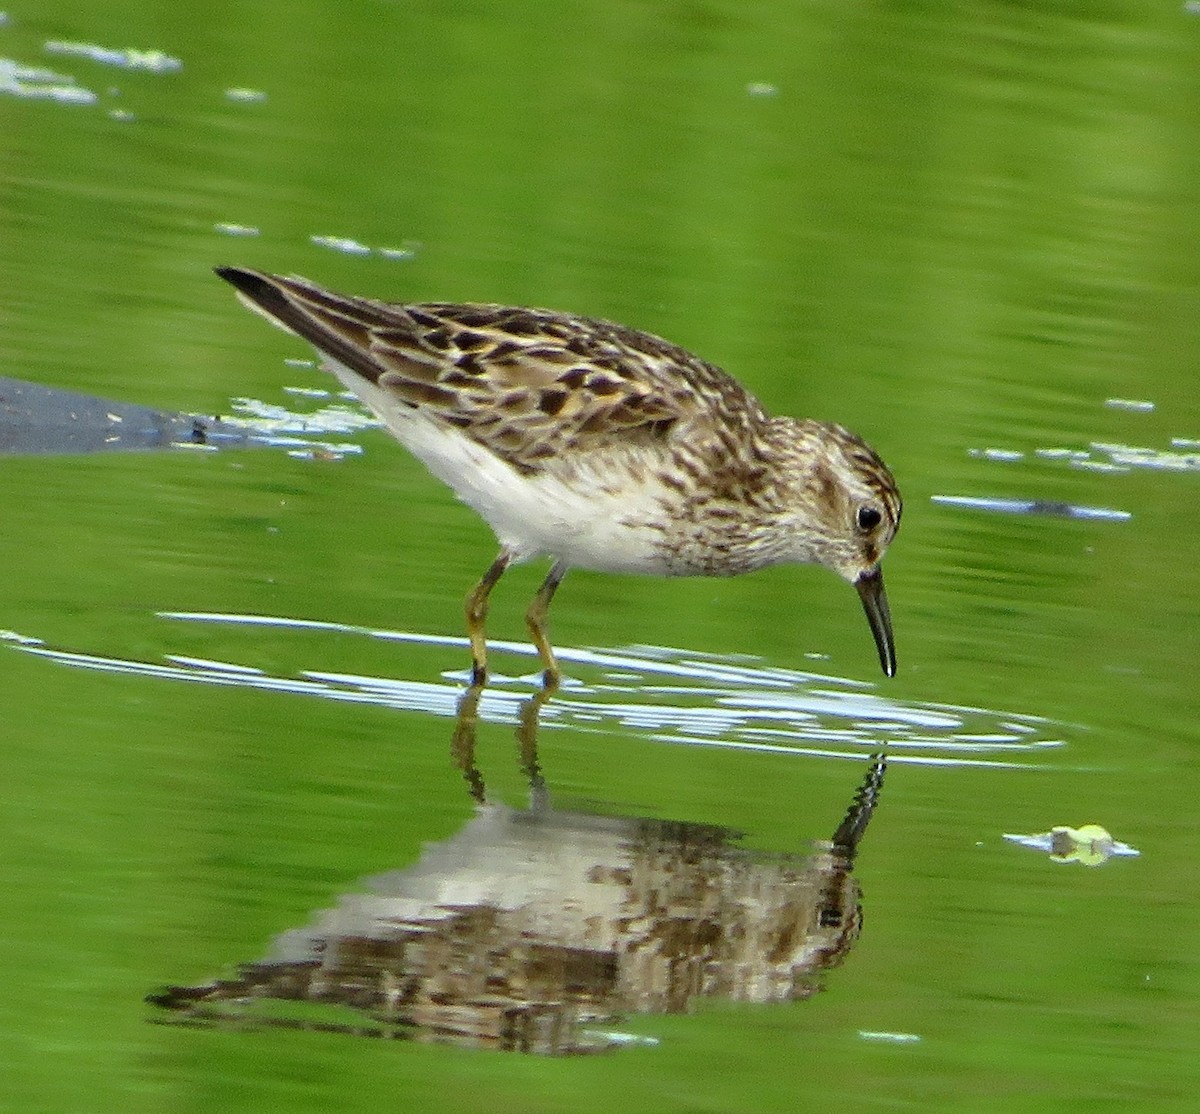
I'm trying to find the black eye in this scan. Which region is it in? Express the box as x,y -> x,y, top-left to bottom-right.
856,505 -> 882,532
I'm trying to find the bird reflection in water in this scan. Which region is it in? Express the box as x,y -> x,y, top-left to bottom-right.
149,688 -> 887,1054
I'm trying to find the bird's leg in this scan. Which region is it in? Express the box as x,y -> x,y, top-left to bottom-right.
465,550 -> 511,685
516,685 -> 554,814
525,560 -> 568,689
450,685 -> 486,804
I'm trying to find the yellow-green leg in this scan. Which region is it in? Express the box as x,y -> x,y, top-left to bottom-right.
517,684 -> 555,810
465,550 -> 511,684
450,684 -> 486,804
525,560 -> 568,689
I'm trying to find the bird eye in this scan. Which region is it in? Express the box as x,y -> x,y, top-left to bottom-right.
856,505 -> 882,532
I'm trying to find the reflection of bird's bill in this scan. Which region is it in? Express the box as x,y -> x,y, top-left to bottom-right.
855,566 -> 896,678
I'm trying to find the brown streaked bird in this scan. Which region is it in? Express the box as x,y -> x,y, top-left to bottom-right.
215,267 -> 902,684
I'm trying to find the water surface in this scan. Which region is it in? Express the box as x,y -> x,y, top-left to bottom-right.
3,1 -> 1199,1110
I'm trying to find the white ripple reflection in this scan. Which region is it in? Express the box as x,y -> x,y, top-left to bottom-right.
4,612 -> 1066,768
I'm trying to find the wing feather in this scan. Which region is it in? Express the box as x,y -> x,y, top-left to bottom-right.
216,267 -> 770,475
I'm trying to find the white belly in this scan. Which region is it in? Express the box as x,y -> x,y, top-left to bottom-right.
331,364 -> 670,574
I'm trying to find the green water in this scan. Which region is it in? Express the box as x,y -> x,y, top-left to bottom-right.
3,1 -> 1200,1110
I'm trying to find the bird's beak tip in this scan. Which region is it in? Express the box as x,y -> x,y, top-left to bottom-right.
854,565 -> 896,678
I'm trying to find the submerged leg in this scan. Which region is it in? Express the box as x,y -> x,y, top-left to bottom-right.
465,550 -> 511,684
450,684 -> 487,804
516,685 -> 554,813
525,560 -> 568,688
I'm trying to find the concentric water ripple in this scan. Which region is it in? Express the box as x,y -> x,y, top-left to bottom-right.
4,611 -> 1066,768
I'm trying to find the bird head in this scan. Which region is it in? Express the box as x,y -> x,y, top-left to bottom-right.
778,420 -> 901,677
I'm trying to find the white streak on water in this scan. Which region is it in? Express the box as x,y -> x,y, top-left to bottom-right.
0,610 -> 1074,769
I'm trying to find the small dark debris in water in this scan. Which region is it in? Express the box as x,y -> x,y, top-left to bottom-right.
931,495 -> 1130,522
1026,500 -> 1072,516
